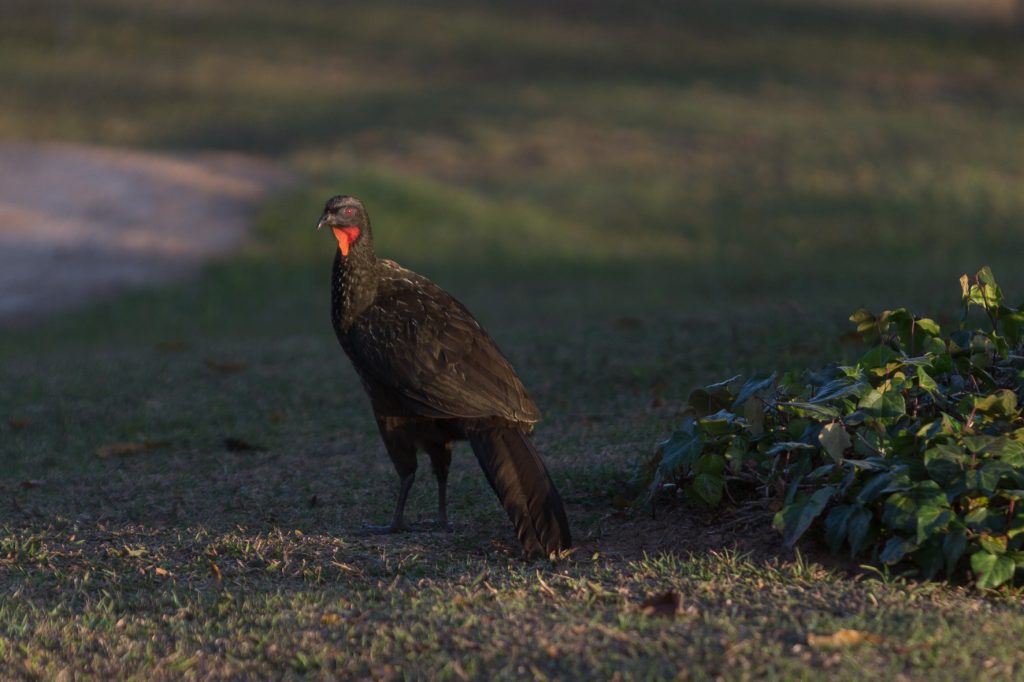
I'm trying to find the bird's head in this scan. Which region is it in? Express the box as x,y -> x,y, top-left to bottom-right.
317,195 -> 371,257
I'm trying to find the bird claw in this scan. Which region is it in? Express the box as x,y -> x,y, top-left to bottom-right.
361,522 -> 408,535
361,519 -> 452,534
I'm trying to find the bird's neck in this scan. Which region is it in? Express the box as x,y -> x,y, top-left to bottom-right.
331,246 -> 379,332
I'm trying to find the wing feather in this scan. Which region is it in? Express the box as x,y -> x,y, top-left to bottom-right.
345,261 -> 540,424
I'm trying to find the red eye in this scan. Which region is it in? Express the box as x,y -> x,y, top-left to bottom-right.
343,207 -> 354,217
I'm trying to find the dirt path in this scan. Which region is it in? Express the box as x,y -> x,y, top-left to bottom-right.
0,142 -> 291,326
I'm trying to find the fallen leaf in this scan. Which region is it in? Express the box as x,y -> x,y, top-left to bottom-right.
8,417 -> 30,430
320,613 -> 342,626
95,441 -> 168,459
613,316 -> 644,331
807,629 -> 884,649
224,437 -> 266,452
209,560 -> 222,581
204,359 -> 246,373
154,340 -> 191,353
819,422 -> 852,463
19,480 -> 44,489
640,590 -> 680,619
153,567 -> 170,577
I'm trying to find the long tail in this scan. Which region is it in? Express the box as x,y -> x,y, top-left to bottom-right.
467,427 -> 572,558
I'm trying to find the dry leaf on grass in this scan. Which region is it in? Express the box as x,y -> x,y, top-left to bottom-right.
807,629 -> 884,649
204,358 -> 246,373
95,441 -> 168,459
320,613 -> 342,626
209,560 -> 222,581
8,417 -> 30,430
224,437 -> 266,452
154,340 -> 191,352
640,590 -> 680,619
613,316 -> 644,331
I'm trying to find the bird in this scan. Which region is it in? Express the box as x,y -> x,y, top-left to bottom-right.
318,194 -> 572,558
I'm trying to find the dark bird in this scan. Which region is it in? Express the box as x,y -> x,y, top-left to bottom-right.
318,195 -> 571,558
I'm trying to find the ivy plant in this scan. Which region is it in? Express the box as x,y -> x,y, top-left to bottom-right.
639,267 -> 1024,589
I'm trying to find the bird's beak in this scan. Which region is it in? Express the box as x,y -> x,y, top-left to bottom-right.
317,213 -> 329,231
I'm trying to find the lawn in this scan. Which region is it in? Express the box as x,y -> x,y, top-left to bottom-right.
4,0 -> 1024,678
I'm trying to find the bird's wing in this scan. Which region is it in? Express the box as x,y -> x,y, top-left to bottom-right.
345,261 -> 540,423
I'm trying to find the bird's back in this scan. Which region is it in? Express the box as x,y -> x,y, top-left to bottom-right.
340,259 -> 540,426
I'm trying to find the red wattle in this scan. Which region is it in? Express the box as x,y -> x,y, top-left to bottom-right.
332,226 -> 361,256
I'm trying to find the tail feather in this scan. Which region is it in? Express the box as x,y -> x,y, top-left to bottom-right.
467,427 -> 572,558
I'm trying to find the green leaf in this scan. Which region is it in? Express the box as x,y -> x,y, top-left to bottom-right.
847,506 -> 873,555
825,504 -> 856,554
808,378 -> 871,404
850,308 -> 880,343
858,385 -> 906,420
693,453 -> 726,476
687,387 -> 733,418
691,473 -> 724,506
978,534 -> 1008,554
699,410 -> 738,436
762,441 -> 818,457
962,267 -> 1003,313
858,345 -> 900,371
971,550 -> 1016,589
657,418 -> 704,477
943,528 -> 967,576
774,486 -> 835,548
882,493 -> 917,534
732,373 -> 775,409
916,506 -> 952,545
777,401 -> 841,419
999,308 -> 1024,345
971,390 -> 1018,418
880,537 -> 914,565
916,366 -> 938,394
856,470 -> 909,504
964,462 -> 1006,496
976,266 -> 1004,309
913,536 -> 945,580
916,318 -> 941,336
923,444 -> 966,486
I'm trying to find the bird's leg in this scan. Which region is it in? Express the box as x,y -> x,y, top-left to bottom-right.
364,431 -> 417,534
364,471 -> 415,533
427,443 -> 454,532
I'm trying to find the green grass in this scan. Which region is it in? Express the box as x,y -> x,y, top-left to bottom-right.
5,0 -> 1024,678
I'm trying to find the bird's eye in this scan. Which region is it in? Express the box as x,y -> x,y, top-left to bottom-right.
343,207 -> 355,218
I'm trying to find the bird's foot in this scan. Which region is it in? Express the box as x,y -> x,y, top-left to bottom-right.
410,518 -> 453,533
361,521 -> 408,535
361,519 -> 452,534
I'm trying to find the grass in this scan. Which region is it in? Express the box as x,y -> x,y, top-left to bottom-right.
5,0 -> 1024,678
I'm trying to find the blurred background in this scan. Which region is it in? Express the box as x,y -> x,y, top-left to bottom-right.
3,0 -> 1024,475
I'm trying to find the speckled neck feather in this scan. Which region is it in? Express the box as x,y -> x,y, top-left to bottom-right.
330,228 -> 378,332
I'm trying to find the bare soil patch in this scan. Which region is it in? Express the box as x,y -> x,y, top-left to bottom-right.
0,142 -> 290,325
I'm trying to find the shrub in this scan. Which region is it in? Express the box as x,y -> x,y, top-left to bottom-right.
639,268 -> 1024,588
